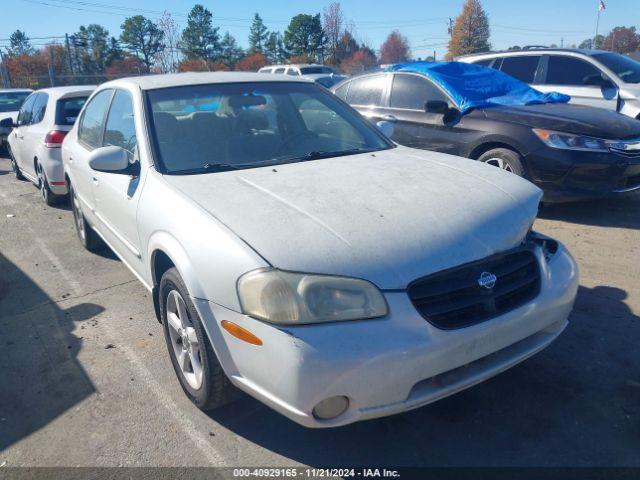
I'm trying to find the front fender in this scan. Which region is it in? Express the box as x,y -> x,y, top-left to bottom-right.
147,230 -> 206,300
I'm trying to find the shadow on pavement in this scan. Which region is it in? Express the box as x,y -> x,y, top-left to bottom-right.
0,253 -> 103,452
207,285 -> 640,467
540,192 -> 640,229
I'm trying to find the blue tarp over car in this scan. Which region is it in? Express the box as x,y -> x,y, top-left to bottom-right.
386,61 -> 571,114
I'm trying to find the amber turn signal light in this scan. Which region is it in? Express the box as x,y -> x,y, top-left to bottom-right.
221,320 -> 263,346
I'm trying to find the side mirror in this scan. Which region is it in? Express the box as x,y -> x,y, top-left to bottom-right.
425,100 -> 449,114
0,117 -> 15,129
376,120 -> 395,138
443,108 -> 463,127
88,146 -> 130,174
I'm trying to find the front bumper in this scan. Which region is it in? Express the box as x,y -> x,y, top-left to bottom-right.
194,245 -> 578,428
525,148 -> 640,202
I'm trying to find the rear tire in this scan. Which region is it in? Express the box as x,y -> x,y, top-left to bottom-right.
160,267 -> 239,410
478,148 -> 525,177
69,183 -> 102,252
8,146 -> 25,181
36,161 -> 64,206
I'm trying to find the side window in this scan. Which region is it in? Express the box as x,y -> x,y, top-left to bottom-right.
286,68 -> 299,76
334,83 -> 349,100
346,75 -> 387,106
31,93 -> 49,124
274,68 -> 285,74
103,90 -> 137,159
390,74 -> 447,110
474,58 -> 494,67
499,56 -> 541,83
78,89 -> 113,150
17,94 -> 37,125
545,56 -> 602,86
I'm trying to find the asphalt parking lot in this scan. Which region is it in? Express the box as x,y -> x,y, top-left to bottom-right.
0,155 -> 638,467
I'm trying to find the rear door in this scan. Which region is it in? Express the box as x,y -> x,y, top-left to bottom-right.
537,55 -> 618,110
91,89 -> 144,270
385,72 -> 473,156
344,73 -> 391,125
67,88 -> 114,221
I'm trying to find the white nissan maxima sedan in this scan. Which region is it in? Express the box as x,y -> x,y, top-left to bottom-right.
61,72 -> 578,428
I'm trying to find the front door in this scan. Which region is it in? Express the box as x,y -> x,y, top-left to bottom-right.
11,93 -> 37,174
538,55 -> 619,111
384,72 -> 472,156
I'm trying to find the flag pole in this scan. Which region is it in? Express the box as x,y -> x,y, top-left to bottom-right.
594,2 -> 601,47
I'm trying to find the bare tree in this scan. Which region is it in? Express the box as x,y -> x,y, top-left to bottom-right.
323,2 -> 344,65
156,11 -> 180,73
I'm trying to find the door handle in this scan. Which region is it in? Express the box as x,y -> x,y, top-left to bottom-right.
381,115 -> 397,123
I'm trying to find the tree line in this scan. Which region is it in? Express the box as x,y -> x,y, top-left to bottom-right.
4,0 -> 638,88
1,2 -> 414,87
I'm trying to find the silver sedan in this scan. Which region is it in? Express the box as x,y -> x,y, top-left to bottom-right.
61,72 -> 578,428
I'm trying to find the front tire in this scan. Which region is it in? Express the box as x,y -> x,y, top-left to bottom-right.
160,267 -> 238,410
8,146 -> 25,181
478,148 -> 525,177
69,183 -> 102,251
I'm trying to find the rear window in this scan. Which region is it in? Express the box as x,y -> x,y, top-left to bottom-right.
56,96 -> 88,126
346,75 -> 387,106
0,91 -> 31,113
499,56 -> 541,84
300,66 -> 334,75
474,58 -> 494,67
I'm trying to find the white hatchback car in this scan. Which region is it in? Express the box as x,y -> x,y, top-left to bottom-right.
459,48 -> 640,119
62,72 -> 578,428
3,86 -> 94,205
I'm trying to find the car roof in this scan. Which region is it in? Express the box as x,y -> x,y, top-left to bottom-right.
35,85 -> 96,96
0,88 -> 33,93
101,72 -> 315,91
459,48 -> 606,59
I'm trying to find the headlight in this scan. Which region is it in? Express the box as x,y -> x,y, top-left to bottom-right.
237,269 -> 388,325
533,129 -> 609,152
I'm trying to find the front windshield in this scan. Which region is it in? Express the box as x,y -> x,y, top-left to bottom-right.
300,66 -> 334,75
592,52 -> 640,84
0,91 -> 31,113
146,82 -> 392,175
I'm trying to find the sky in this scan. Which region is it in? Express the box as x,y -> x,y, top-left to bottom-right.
1,0 -> 638,60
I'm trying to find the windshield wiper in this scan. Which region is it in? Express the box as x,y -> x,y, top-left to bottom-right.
169,163 -> 243,175
271,147 -> 375,165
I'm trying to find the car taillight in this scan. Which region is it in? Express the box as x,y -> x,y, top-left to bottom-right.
44,130 -> 67,148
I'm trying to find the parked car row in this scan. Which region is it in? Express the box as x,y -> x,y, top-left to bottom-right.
332,60 -> 640,202
258,63 -> 347,88
1,86 -> 95,205
0,69 -> 580,428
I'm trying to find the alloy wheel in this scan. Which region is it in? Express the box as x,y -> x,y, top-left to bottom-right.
37,165 -> 48,202
166,289 -> 203,390
485,157 -> 514,173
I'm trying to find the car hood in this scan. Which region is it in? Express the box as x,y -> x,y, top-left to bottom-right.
163,147 -> 542,290
482,103 -> 640,139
